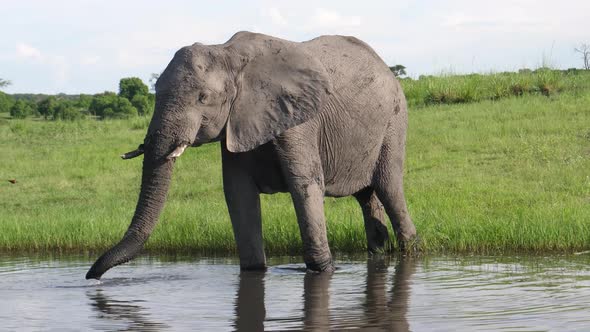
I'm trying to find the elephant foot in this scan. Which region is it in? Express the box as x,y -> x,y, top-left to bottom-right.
398,235 -> 420,254
367,223 -> 390,254
367,228 -> 389,254
305,257 -> 335,273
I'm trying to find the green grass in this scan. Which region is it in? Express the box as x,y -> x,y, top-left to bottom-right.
401,69 -> 590,108
1,90 -> 589,255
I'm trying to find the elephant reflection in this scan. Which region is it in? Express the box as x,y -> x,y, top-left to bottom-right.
87,290 -> 168,331
303,271 -> 332,331
232,257 -> 415,331
234,271 -> 266,331
363,256 -> 414,331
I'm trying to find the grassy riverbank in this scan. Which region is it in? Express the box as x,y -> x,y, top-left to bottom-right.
1,90 -> 589,255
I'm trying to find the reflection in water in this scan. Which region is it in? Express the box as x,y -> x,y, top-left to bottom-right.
233,256 -> 416,331
358,256 -> 414,331
87,290 -> 169,331
2,255 -> 589,330
303,271 -> 331,331
234,271 -> 266,332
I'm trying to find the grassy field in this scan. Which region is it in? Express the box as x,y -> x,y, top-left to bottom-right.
1,87 -> 589,255
402,69 -> 590,108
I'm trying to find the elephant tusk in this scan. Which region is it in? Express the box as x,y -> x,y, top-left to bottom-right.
120,145 -> 144,160
167,144 -> 188,159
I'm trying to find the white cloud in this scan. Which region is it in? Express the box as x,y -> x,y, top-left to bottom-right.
14,42 -> 70,89
16,43 -> 42,59
267,7 -> 287,25
310,8 -> 361,29
3,0 -> 590,93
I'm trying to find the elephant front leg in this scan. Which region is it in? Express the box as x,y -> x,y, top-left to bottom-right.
222,145 -> 266,270
290,179 -> 334,272
275,133 -> 333,272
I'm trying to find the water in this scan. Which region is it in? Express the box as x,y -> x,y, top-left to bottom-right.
1,254 -> 589,331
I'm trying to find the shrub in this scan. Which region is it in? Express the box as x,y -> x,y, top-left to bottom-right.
131,94 -> 154,115
119,77 -> 149,101
89,92 -> 138,119
53,103 -> 84,120
0,92 -> 15,114
37,96 -> 58,119
10,99 -> 36,119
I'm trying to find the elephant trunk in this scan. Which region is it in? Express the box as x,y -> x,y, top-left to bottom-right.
86,150 -> 176,280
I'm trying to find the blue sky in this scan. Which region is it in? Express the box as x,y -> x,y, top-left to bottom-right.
1,0 -> 588,94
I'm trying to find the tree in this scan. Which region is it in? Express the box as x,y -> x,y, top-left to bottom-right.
38,97 -> 85,120
149,73 -> 160,92
90,92 -> 138,118
37,96 -> 58,119
10,99 -> 36,119
0,78 -> 11,88
76,94 -> 93,110
113,97 -> 138,118
53,102 -> 84,120
89,91 -> 117,116
574,43 -> 590,70
390,65 -> 407,77
119,77 -> 149,101
131,94 -> 154,116
0,92 -> 15,114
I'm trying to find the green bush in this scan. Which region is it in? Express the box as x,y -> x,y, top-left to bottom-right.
53,103 -> 84,120
38,97 -> 86,120
119,77 -> 149,101
0,92 -> 15,114
131,94 -> 154,115
9,99 -> 36,119
37,96 -> 58,119
89,92 -> 138,119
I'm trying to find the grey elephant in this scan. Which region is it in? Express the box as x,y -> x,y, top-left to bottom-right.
86,31 -> 417,279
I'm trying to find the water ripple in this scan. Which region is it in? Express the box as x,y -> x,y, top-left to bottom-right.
0,254 -> 588,331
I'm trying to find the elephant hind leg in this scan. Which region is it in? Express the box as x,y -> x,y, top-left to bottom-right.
373,135 -> 417,251
354,188 -> 390,253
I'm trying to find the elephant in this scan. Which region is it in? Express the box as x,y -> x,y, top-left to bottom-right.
86,31 -> 417,280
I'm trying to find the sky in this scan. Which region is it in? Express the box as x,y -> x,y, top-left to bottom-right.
1,0 -> 589,94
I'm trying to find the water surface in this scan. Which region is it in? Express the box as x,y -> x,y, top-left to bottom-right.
0,254 -> 588,331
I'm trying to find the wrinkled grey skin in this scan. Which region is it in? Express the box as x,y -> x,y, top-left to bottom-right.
86,31 -> 417,279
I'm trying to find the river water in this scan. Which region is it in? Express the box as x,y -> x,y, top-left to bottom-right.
0,254 -> 588,331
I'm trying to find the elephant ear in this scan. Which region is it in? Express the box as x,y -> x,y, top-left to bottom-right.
226,43 -> 332,153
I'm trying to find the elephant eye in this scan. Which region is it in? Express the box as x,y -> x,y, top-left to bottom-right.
198,92 -> 210,104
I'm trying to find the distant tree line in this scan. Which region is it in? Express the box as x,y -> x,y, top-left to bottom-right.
0,77 -> 154,120
2,61 -> 589,120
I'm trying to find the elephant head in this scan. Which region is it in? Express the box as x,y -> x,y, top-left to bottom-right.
86,32 -> 332,279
